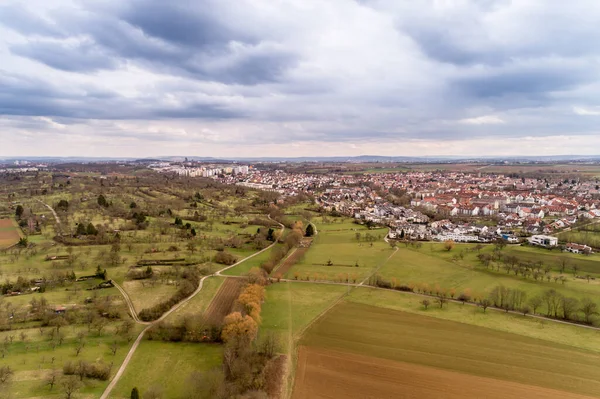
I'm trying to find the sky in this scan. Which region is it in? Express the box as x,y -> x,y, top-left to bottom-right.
1,0 -> 600,158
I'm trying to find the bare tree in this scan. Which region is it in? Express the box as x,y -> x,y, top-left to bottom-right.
61,375 -> 82,399
479,298 -> 491,313
580,298 -> 598,324
74,340 -> 85,357
528,296 -> 543,314
110,340 -> 118,356
46,368 -> 59,390
0,365 -> 14,384
435,295 -> 447,309
421,299 -> 430,310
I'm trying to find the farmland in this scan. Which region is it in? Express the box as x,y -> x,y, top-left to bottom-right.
203,277 -> 244,325
0,218 -> 22,248
295,301 -> 600,398
294,347 -> 595,399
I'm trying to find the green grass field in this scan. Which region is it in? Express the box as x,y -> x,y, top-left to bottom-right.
301,300 -> 600,397
285,228 -> 393,282
111,341 -> 223,398
347,287 -> 600,353
379,246 -> 600,307
164,276 -> 224,323
260,282 -> 348,352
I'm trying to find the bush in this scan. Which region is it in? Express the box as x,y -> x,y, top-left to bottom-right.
214,250 -> 237,266
63,360 -> 111,381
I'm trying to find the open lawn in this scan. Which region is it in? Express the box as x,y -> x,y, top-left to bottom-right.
111,341 -> 222,399
297,301 -> 600,398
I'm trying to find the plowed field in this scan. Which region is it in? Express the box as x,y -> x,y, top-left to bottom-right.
204,277 -> 244,325
295,301 -> 600,398
0,219 -> 21,248
275,247 -> 308,275
293,347 -> 597,399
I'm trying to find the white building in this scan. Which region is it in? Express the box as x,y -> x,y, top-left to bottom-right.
528,235 -> 558,248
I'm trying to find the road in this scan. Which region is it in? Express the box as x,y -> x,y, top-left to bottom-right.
100,217 -> 285,399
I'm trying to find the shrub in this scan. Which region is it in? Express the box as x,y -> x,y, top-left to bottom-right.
214,250 -> 237,266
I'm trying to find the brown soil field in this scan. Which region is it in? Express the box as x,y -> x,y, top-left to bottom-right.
204,277 -> 244,325
275,246 -> 309,275
299,301 -> 600,397
0,218 -> 21,248
293,346 -> 597,399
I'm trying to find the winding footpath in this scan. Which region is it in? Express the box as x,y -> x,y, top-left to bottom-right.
100,218 -> 285,399
36,199 -> 62,235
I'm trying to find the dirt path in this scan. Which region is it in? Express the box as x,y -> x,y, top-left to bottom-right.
112,281 -> 148,325
36,199 -> 61,234
100,218 -> 285,399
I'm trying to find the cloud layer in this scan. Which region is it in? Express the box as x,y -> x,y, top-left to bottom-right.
1,0 -> 600,157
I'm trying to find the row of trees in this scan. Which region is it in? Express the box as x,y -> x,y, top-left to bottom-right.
369,275 -> 600,325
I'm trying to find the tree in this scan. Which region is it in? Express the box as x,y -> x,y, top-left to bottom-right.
131,387 -> 140,399
479,298 -> 491,313
435,295 -> 448,309
86,223 -> 98,236
15,205 -> 24,219
186,241 -> 197,254
557,257 -> 570,274
97,194 -> 109,208
580,298 -> 598,324
0,365 -> 14,384
57,200 -> 69,211
130,201 -> 137,209
444,240 -> 455,251
421,299 -> 430,310
75,340 -> 85,356
521,305 -> 531,316
46,368 -> 59,390
305,224 -> 315,237
110,340 -> 118,356
221,312 -> 258,344
61,376 -> 82,399
76,223 -> 87,236
528,296 -> 543,314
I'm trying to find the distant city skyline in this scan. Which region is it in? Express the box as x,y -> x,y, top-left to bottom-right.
2,1 -> 600,157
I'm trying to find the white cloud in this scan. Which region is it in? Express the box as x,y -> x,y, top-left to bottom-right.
573,106 -> 600,116
458,115 -> 505,125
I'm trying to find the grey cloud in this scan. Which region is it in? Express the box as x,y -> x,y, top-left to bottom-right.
452,63 -> 597,100
0,72 -> 240,120
11,40 -> 119,72
0,4 -> 64,37
3,1 -> 295,85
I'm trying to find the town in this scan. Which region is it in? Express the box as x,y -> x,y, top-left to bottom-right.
186,164 -> 599,250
